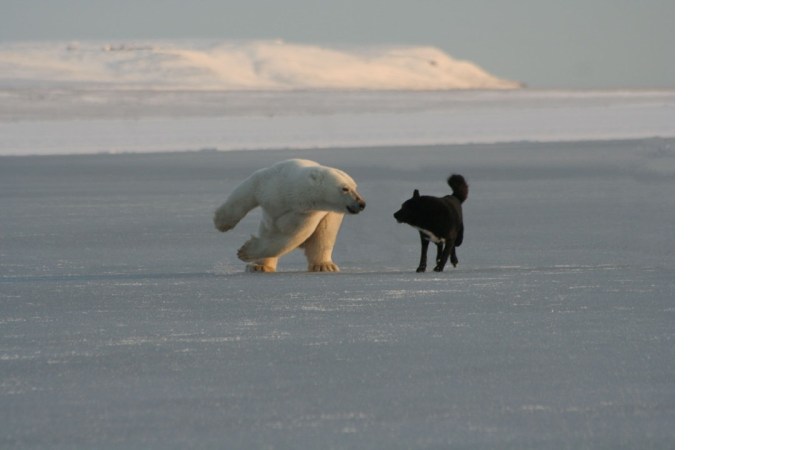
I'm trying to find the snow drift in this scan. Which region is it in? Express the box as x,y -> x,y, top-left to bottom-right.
0,40 -> 522,90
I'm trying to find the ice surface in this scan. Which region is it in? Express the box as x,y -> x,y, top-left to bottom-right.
0,40 -> 520,91
0,141 -> 674,448
0,89 -> 674,156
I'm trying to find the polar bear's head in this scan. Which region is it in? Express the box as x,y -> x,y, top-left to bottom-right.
308,166 -> 366,214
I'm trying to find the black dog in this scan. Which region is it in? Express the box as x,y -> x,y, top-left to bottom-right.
393,174 -> 468,272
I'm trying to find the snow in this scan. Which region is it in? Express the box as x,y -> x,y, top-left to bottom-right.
0,40 -> 520,91
0,43 -> 673,446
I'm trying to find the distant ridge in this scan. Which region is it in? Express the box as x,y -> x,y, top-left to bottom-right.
0,40 -> 521,91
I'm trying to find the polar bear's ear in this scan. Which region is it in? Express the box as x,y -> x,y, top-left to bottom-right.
413,189 -> 420,198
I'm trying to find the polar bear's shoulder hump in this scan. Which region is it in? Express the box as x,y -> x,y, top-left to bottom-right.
252,159 -> 316,179
267,159 -> 354,185
280,159 -> 320,168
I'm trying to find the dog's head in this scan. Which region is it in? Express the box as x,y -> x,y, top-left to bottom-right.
393,189 -> 421,224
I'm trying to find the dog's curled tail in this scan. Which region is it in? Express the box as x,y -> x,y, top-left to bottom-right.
448,174 -> 469,203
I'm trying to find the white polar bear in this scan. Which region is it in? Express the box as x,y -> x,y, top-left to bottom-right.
214,159 -> 365,272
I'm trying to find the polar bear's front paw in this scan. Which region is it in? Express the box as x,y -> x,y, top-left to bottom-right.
237,236 -> 263,262
216,222 -> 234,232
308,261 -> 340,272
213,210 -> 235,232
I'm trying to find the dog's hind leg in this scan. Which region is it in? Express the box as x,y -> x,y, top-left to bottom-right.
434,240 -> 455,272
450,247 -> 458,268
417,232 -> 430,272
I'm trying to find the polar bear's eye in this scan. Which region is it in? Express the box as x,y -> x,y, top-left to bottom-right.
341,187 -> 350,193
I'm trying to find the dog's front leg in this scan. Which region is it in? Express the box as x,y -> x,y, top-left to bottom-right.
417,232 -> 430,272
434,240 -> 455,272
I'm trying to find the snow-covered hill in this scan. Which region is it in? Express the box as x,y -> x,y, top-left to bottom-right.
0,40 -> 521,90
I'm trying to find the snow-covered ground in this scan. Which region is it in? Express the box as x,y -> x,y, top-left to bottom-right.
0,41 -> 673,448
0,141 -> 674,449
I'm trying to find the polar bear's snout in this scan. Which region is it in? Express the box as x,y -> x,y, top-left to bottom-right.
346,194 -> 366,214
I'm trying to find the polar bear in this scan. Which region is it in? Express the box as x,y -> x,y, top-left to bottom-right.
214,159 -> 366,272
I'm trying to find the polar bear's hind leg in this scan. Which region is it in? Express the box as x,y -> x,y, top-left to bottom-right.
238,213 -> 325,264
237,233 -> 307,263
246,257 -> 278,272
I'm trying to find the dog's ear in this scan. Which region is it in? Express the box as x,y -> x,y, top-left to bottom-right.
413,189 -> 420,198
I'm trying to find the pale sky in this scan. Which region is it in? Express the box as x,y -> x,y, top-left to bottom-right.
0,0 -> 674,89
